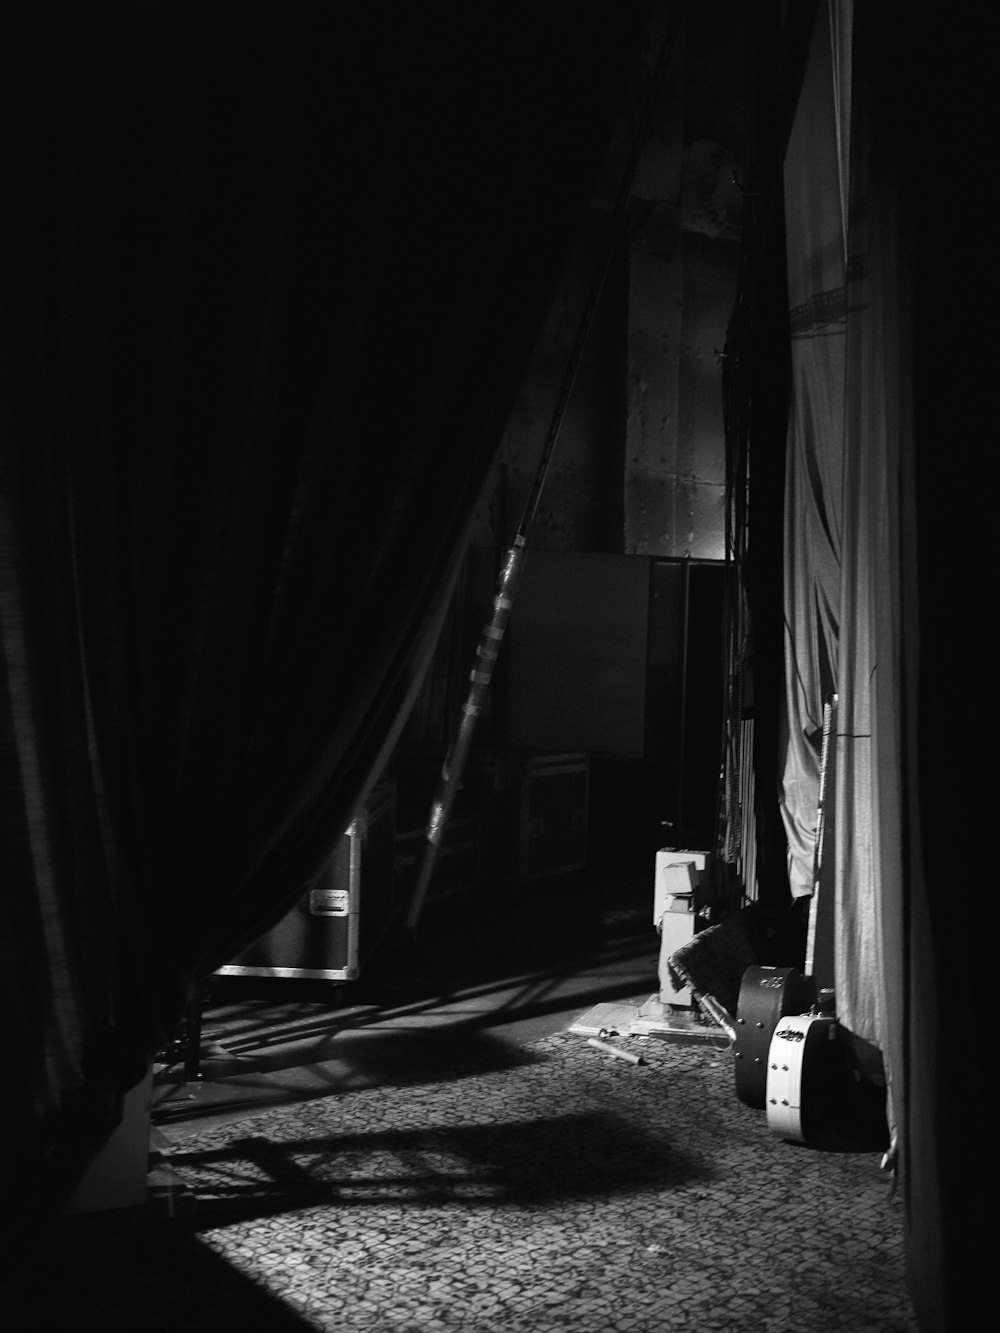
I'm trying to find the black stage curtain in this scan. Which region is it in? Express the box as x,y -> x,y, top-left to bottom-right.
0,0 -> 648,1223
901,5 -> 991,1328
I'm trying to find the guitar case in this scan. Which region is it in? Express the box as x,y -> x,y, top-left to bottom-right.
765,1012 -> 846,1144
733,965 -> 815,1108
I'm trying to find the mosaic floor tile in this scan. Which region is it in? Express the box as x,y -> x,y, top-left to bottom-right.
39,1031 -> 917,1331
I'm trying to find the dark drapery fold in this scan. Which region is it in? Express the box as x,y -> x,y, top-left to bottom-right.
0,0 -> 649,1220
899,5 -> 991,1328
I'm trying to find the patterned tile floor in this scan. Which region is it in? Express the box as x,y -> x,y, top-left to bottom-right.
41,1030 -> 915,1332
22,878 -> 919,1331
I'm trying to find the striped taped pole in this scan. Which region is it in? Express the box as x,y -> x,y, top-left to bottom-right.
404,539 -> 527,930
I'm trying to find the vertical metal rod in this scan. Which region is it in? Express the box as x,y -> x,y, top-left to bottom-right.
676,557 -> 691,845
805,694 -> 837,978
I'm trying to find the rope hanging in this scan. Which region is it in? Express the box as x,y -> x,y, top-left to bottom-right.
405,2 -> 686,931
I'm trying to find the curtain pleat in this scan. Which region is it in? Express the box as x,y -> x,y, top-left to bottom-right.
780,2 -> 993,1326
901,4 -> 991,1326
782,0 -> 904,1117
780,7 -> 845,906
0,0 -> 648,1219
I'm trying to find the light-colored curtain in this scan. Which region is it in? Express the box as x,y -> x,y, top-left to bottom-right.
780,4 -> 846,909
777,6 -> 1000,1325
780,0 -> 905,1115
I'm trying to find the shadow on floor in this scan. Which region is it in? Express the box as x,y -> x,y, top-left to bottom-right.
151,871 -> 663,1130
164,1107 -> 712,1226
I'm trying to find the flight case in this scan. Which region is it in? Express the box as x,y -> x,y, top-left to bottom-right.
216,781 -> 396,982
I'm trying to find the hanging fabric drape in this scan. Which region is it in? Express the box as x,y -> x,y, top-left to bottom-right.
0,0 -> 648,1226
780,0 -> 904,1104
778,2 -> 996,1326
779,5 -> 847,910
718,0 -> 817,910
886,4 -> 991,1325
